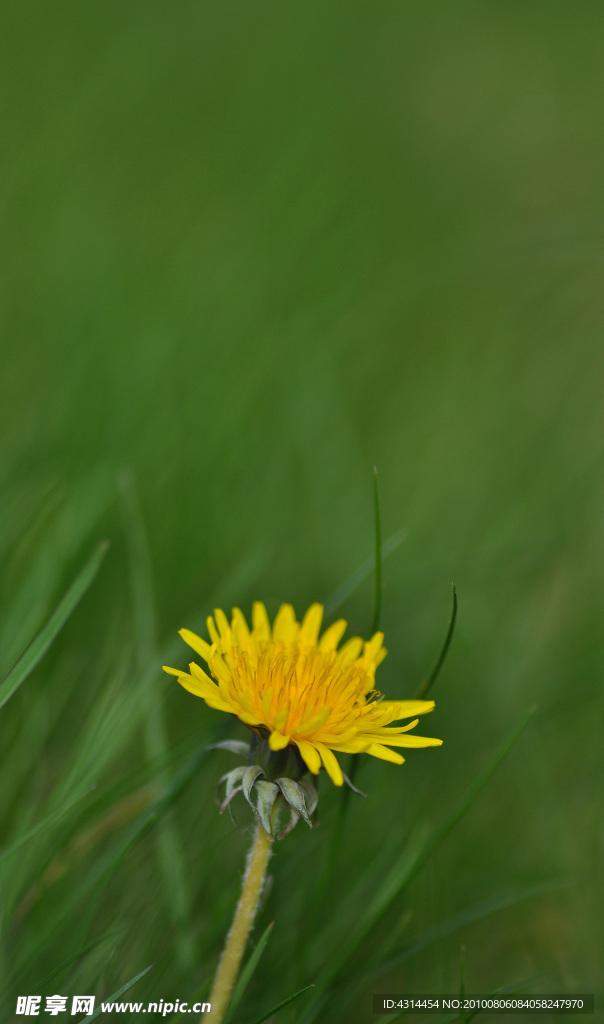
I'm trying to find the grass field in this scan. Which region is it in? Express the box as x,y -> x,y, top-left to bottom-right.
1,4 -> 603,1022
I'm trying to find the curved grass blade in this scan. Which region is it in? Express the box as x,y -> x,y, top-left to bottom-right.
301,706 -> 537,1023
223,921 -> 274,1023
417,583 -> 457,698
0,539 -> 110,712
86,963 -> 154,1021
370,466 -> 382,636
245,983 -> 315,1024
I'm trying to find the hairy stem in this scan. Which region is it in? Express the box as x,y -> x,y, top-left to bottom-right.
209,825 -> 272,1022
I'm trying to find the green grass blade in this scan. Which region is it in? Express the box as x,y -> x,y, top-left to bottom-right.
224,921 -> 274,1023
0,539 -> 110,712
417,583 -> 457,698
245,983 -> 315,1024
118,468 -> 156,661
86,963 -> 155,1021
86,738 -> 216,889
370,466 -> 382,636
366,877 -> 571,987
33,934 -> 114,990
14,741 -> 216,967
119,469 -> 194,972
304,479 -> 398,959
416,705 -> 537,868
307,475 -> 392,944
302,706 -> 537,1022
0,792 -> 90,867
5,933 -> 115,1000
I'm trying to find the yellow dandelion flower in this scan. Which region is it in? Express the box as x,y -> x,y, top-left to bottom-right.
163,601 -> 442,787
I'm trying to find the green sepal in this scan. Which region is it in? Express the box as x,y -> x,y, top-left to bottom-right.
208,740 -> 251,759
253,780 -> 280,837
215,755 -> 319,840
277,807 -> 301,841
298,777 -> 318,817
276,778 -> 313,827
219,767 -> 247,820
242,766 -> 265,805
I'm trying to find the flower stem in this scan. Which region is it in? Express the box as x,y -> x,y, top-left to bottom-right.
209,825 -> 272,1023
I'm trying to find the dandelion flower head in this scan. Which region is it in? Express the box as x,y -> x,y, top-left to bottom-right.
164,602 -> 442,786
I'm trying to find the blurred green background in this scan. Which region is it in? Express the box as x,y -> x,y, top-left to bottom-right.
1,2 -> 602,1021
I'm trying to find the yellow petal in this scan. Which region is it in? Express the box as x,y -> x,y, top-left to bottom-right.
214,608 -> 231,638
375,646 -> 388,667
315,742 -> 344,786
377,733 -> 443,748
295,707 -> 331,735
179,628 -> 213,662
269,730 -> 290,751
380,699 -> 436,719
366,743 -> 405,764
207,654 -> 233,686
273,708 -> 288,730
362,632 -> 385,665
339,637 -> 363,662
175,672 -> 231,711
318,618 -> 347,652
261,686 -> 274,719
315,727 -> 358,745
188,661 -> 217,686
207,616 -> 220,645
272,603 -> 297,642
296,740 -> 321,775
363,719 -> 420,735
300,603 -> 323,646
231,607 -> 251,649
327,740 -> 366,753
252,601 -> 271,641
236,710 -> 265,726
